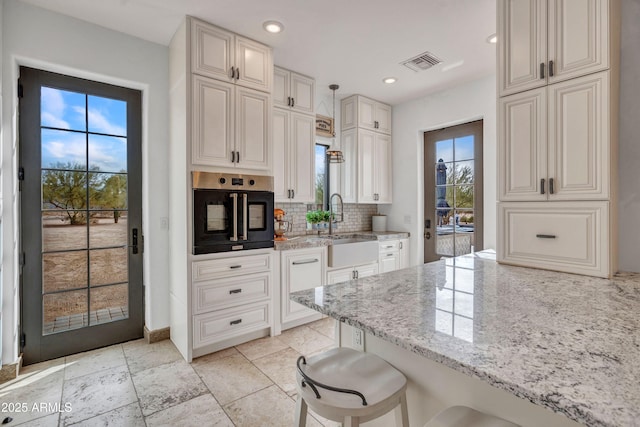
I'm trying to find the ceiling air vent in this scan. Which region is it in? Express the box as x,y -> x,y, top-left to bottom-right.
401,51 -> 442,72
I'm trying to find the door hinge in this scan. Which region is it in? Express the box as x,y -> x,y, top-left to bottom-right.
19,252 -> 25,266
17,80 -> 24,98
20,333 -> 26,348
18,167 -> 25,181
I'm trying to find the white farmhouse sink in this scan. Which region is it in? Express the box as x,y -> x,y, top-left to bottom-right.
328,238 -> 379,268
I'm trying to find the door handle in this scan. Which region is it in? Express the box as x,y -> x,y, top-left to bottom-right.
132,228 -> 138,254
287,96 -> 291,106
424,231 -> 431,239
291,97 -> 294,107
242,193 -> 248,241
236,151 -> 240,163
236,68 -> 240,80
231,151 -> 236,163
540,62 -> 545,79
425,219 -> 431,229
549,178 -> 554,194
549,60 -> 554,77
230,67 -> 235,79
230,193 -> 238,242
541,178 -> 546,195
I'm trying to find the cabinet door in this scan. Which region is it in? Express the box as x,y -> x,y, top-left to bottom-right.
399,239 -> 410,269
341,96 -> 357,130
290,72 -> 315,114
273,108 -> 290,201
273,67 -> 290,109
340,129 -> 358,203
379,251 -> 400,273
290,113 -> 315,203
498,87 -> 547,201
548,72 -> 609,200
190,19 -> 235,83
548,0 -> 609,84
355,262 -> 379,278
497,201 -> 609,277
327,267 -> 354,284
375,134 -> 392,203
235,36 -> 272,92
357,96 -> 377,130
357,129 -> 376,203
191,76 -> 235,167
374,102 -> 392,134
497,0 -> 547,96
281,248 -> 325,324
236,87 -> 271,170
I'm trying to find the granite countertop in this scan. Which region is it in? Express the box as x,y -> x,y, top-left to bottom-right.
290,251 -> 640,427
274,231 -> 410,250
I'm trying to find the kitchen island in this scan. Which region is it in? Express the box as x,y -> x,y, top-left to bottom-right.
290,251 -> 640,427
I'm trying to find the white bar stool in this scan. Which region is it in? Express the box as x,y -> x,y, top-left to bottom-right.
424,405 -> 520,427
295,347 -> 409,427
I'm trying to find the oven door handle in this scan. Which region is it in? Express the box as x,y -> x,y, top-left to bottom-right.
230,193 -> 239,242
242,193 -> 248,241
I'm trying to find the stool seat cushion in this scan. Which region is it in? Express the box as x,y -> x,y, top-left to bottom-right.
296,347 -> 407,412
424,405 -> 520,427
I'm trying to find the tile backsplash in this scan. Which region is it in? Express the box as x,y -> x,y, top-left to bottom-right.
275,203 -> 378,235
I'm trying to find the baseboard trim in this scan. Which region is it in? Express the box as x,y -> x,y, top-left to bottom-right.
144,326 -> 170,344
0,356 -> 23,384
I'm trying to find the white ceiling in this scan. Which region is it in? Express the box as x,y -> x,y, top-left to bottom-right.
20,0 -> 497,106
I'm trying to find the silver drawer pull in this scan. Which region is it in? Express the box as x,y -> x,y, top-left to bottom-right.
293,259 -> 319,265
229,265 -> 242,269
229,289 -> 242,294
536,234 -> 556,239
230,319 -> 242,326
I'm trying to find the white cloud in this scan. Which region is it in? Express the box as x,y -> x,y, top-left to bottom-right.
41,87 -> 70,129
74,106 -> 126,136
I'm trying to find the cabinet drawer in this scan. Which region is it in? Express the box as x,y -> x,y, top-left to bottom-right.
193,302 -> 269,348
498,202 -> 609,277
193,272 -> 270,314
193,254 -> 271,281
379,240 -> 399,252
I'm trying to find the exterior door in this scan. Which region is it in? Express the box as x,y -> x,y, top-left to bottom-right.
19,67 -> 143,364
424,120 -> 483,263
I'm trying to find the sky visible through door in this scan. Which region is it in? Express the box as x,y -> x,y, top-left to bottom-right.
40,86 -> 129,334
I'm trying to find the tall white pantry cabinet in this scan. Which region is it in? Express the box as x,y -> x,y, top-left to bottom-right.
496,0 -> 620,278
168,16 -> 274,361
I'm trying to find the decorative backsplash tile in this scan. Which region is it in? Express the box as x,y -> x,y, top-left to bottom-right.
274,203 -> 378,235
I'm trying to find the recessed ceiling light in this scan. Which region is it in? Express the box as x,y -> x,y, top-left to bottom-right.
383,77 -> 397,84
487,33 -> 497,44
263,21 -> 284,33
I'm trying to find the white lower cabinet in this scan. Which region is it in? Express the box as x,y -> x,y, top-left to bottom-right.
327,262 -> 379,284
191,251 -> 273,355
379,239 -> 410,272
280,247 -> 326,330
497,201 -> 610,277
399,238 -> 410,269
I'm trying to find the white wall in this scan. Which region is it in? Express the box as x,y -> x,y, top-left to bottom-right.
379,76 -> 497,266
1,0 -> 170,364
618,0 -> 640,272
0,0 -> 4,364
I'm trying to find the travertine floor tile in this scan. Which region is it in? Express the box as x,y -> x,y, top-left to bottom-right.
13,413 -> 59,427
132,360 -> 207,416
235,335 -> 289,360
66,402 -> 144,426
61,365 -> 137,425
279,325 -> 335,355
122,338 -> 183,374
253,347 -> 302,394
192,352 -> 272,405
224,385 -> 323,427
64,345 -> 126,380
192,346 -> 239,363
145,393 -> 234,427
307,317 -> 337,340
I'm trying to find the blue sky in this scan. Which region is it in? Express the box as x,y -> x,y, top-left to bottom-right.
40,87 -> 127,172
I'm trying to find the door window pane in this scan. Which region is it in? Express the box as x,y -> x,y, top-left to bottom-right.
436,139 -> 453,163
43,290 -> 88,334
90,248 -> 128,286
42,211 -> 87,251
88,173 -> 128,210
43,251 -> 88,293
89,211 -> 127,248
89,135 -> 127,172
454,135 -> 474,161
90,284 -> 129,325
41,129 -> 87,170
87,95 -> 127,137
41,87 -> 86,132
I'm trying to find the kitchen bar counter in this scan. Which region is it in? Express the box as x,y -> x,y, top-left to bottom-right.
290,251 -> 640,427
273,231 -> 409,251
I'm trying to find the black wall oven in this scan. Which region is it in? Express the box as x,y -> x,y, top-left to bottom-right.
193,172 -> 274,254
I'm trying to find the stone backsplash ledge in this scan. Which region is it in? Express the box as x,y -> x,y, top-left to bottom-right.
274,203 -> 378,235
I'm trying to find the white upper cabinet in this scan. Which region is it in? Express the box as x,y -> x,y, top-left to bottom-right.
498,0 -> 610,97
273,110 -> 315,203
357,130 -> 392,204
235,87 -> 271,170
340,129 -> 358,203
499,71 -> 609,201
273,66 -> 315,114
341,95 -> 392,135
191,17 -> 272,92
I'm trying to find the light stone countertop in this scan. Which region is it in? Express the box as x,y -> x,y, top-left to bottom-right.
273,231 -> 410,251
289,251 -> 640,427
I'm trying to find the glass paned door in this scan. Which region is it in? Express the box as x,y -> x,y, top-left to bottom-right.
424,121 -> 483,263
20,67 -> 143,364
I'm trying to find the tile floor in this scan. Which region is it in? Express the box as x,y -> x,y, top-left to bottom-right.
0,318 -> 339,427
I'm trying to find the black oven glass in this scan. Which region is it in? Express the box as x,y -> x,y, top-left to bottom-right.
206,203 -> 228,232
249,203 -> 266,230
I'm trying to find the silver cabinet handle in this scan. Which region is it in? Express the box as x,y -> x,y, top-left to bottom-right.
536,234 -> 556,239
292,259 -> 319,265
229,289 -> 242,294
242,193 -> 248,241
230,193 -> 238,242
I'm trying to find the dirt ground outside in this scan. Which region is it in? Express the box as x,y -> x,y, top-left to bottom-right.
42,212 -> 129,325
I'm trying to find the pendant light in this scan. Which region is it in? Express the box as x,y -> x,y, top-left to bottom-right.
326,84 -> 344,163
